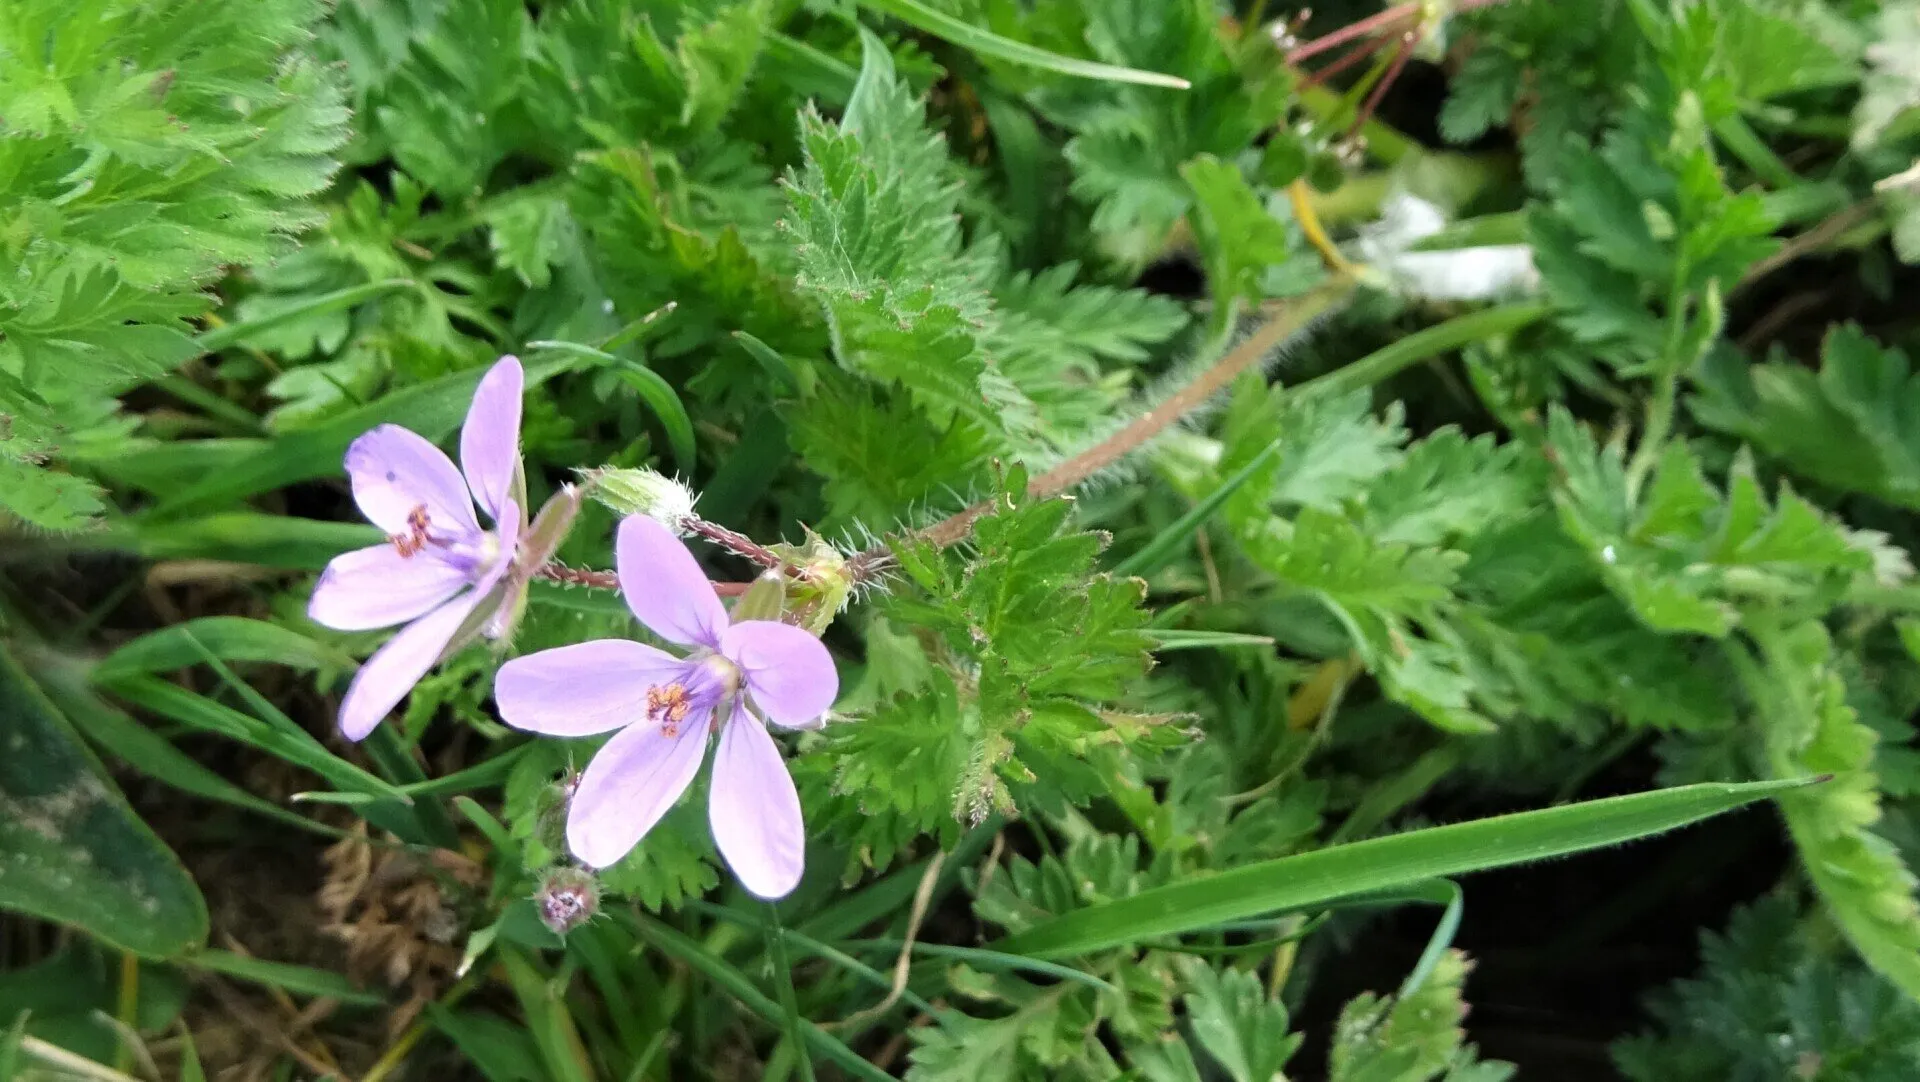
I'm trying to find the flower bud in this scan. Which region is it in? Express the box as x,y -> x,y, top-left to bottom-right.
768,532 -> 856,635
534,866 -> 600,936
580,467 -> 698,531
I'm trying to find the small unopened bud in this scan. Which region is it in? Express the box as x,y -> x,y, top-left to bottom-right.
580,467 -> 698,531
769,532 -> 856,635
535,867 -> 600,936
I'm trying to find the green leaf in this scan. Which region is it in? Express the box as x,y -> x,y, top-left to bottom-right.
528,340 -> 697,473
1181,155 -> 1298,313
1181,960 -> 1302,1082
1695,324 -> 1920,510
183,949 -> 382,1007
621,911 -> 896,1082
429,1006 -> 548,1082
995,778 -> 1815,959
0,0 -> 349,530
94,618 -> 354,682
0,641 -> 206,957
1753,620 -> 1920,1002
27,647 -> 338,839
1330,950 -> 1509,1082
856,0 -> 1189,88
0,456 -> 106,532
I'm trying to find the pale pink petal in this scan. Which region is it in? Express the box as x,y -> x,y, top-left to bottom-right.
566,713 -> 712,868
720,621 -> 837,728
616,514 -> 726,648
496,641 -> 687,737
461,356 -> 523,523
337,589 -> 483,741
346,425 -> 480,537
709,705 -> 804,899
308,544 -> 471,631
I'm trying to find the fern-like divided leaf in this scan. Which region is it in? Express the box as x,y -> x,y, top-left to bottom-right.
0,0 -> 349,529
1751,619 -> 1920,1003
781,29 -> 1186,528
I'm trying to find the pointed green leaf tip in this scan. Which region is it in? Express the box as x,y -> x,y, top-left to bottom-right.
994,777 -> 1820,959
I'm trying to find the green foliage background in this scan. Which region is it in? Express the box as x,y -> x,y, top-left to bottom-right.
4,0 -> 1920,1078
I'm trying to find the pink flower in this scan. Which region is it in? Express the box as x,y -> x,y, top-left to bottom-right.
309,356 -> 527,740
495,516 -> 837,899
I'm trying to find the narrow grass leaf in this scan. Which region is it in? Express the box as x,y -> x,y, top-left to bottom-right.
856,0 -> 1190,88
732,332 -> 800,393
195,280 -> 413,354
621,911 -> 897,1082
995,778 -> 1819,958
1395,880 -> 1463,1000
1296,301 -> 1552,403
849,939 -> 1116,992
1142,630 -> 1278,651
103,676 -> 409,804
1116,439 -> 1285,577
529,340 -> 696,472
94,618 -> 354,681
30,654 -> 341,838
183,949 -> 383,1006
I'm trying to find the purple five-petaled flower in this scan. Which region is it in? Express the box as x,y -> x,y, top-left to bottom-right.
496,515 -> 837,899
309,356 -> 528,741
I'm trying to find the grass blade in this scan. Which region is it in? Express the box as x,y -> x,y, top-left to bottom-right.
1141,630 -> 1277,652
857,0 -> 1190,88
846,939 -> 1116,992
27,650 -> 342,838
183,948 -> 384,1007
1115,438 -> 1285,577
195,280 -> 412,354
1295,301 -> 1551,403
94,617 -> 354,681
528,340 -> 696,473
620,911 -> 897,1082
995,778 -> 1820,959
764,905 -> 818,1082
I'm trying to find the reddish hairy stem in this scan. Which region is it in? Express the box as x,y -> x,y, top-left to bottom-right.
899,281 -> 1357,555
1285,2 -> 1418,63
1349,32 -> 1415,140
684,517 -> 783,570
1297,32 -> 1390,91
535,562 -> 750,596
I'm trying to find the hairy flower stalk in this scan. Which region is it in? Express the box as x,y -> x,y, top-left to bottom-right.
1274,1 -> 1510,143
497,515 -> 838,899
895,279 -> 1357,555
535,284 -> 1353,602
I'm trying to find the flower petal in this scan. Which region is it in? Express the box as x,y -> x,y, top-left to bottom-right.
337,589 -> 482,741
496,640 -> 687,737
709,705 -> 804,899
721,621 -> 837,728
346,424 -> 480,537
567,713 -> 712,869
461,356 -> 524,523
616,514 -> 726,648
309,544 -> 471,631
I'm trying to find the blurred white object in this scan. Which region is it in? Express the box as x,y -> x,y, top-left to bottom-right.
1353,193 -> 1541,302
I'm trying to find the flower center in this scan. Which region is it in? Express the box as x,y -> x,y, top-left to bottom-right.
644,656 -> 741,739
389,505 -> 433,558
645,684 -> 693,738
389,503 -> 504,580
